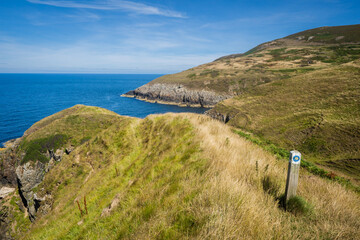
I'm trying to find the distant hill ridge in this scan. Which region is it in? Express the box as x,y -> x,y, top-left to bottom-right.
218,24 -> 360,61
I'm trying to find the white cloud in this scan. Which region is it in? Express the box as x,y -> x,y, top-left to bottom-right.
27,0 -> 186,18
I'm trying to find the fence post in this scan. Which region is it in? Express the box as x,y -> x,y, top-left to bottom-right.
285,150 -> 301,202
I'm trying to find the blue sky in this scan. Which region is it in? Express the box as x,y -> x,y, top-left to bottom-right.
0,0 -> 359,73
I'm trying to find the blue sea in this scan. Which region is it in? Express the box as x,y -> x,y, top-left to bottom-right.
0,74 -> 208,146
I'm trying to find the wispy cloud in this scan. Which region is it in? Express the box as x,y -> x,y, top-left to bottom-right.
0,41 -> 217,73
25,10 -> 101,25
27,0 -> 186,18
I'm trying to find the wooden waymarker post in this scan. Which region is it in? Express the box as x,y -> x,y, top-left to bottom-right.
285,150 -> 301,202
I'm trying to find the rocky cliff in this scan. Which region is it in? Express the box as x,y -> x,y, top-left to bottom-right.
15,147 -> 71,221
0,139 -> 21,188
123,83 -> 231,107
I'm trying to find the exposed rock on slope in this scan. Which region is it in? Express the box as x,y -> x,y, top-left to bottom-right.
0,187 -> 15,199
123,83 -> 231,107
15,149 -> 68,221
16,161 -> 45,221
0,139 -> 21,187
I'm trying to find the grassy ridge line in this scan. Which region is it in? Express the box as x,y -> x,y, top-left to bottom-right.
233,129 -> 360,194
285,24 -> 360,43
14,110 -> 360,239
22,104 -> 122,142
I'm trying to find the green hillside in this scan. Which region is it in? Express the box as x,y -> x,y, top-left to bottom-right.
1,105 -> 360,239
208,60 -> 360,178
147,24 -> 360,95
18,105 -> 123,164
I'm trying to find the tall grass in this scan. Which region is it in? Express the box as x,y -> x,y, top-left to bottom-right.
16,111 -> 360,239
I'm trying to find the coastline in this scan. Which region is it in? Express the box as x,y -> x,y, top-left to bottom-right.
122,83 -> 231,108
1,138 -> 20,149
121,94 -> 214,108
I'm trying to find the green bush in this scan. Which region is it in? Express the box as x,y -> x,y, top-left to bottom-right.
20,134 -> 69,164
286,196 -> 313,216
200,69 -> 219,78
187,73 -> 196,79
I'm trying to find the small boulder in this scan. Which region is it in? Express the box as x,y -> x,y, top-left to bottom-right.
54,149 -> 64,161
65,146 -> 74,155
0,187 -> 15,199
48,149 -> 64,161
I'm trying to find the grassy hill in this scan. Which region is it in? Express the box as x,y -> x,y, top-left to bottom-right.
208,61 -> 360,178
1,105 -> 360,239
203,25 -> 360,184
18,105 -> 123,165
146,24 -> 360,95
129,24 -> 360,185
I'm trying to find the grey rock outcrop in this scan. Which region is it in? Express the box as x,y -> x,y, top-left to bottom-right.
48,149 -> 64,161
123,83 -> 231,108
16,161 -> 45,221
205,109 -> 234,123
0,139 -> 22,187
65,146 -> 74,155
15,145 -> 71,221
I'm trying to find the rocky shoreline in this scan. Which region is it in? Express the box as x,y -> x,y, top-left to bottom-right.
122,83 -> 231,108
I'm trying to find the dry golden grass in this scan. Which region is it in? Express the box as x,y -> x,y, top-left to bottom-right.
182,113 -> 360,239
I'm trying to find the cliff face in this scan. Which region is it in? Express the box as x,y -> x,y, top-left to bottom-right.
123,83 -> 231,107
15,148 -> 70,221
0,139 -> 21,188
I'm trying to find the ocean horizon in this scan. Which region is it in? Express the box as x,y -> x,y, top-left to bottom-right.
0,73 -> 208,147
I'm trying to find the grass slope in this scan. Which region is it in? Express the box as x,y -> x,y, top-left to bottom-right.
6,106 -> 359,239
209,61 -> 360,184
18,105 -> 123,164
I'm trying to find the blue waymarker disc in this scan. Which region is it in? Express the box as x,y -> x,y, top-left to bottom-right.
293,156 -> 300,162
